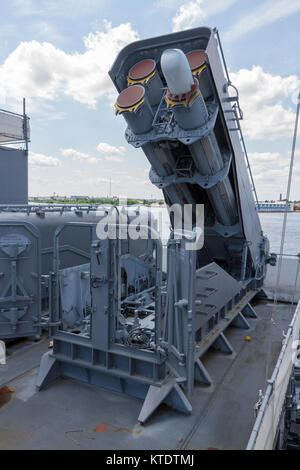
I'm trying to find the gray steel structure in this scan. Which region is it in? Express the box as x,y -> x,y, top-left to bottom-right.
0,207 -> 103,340
37,27 -> 275,423
0,147 -> 28,205
109,27 -> 269,276
284,361 -> 300,449
0,205 -> 156,340
0,102 -> 30,205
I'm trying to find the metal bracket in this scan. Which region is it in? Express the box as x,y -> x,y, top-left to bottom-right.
138,380 -> 192,423
231,311 -> 250,329
126,102 -> 219,148
212,332 -> 233,354
194,359 -> 212,385
150,153 -> 232,190
0,306 -> 28,330
213,220 -> 241,238
91,275 -> 108,288
242,303 -> 258,319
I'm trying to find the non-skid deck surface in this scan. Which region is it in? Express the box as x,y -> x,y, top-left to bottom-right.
0,301 -> 294,450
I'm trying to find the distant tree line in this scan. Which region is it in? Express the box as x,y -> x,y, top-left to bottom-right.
32,197 -> 165,206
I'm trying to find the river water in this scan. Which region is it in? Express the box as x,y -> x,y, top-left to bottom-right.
148,207 -> 300,256
259,213 -> 300,255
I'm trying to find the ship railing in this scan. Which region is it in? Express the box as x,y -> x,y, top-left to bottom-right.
246,300 -> 300,450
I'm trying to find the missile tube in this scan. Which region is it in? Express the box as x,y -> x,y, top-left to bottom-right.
127,59 -> 164,106
161,48 -> 238,226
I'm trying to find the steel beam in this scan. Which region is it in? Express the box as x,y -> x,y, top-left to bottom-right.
242,303 -> 258,319
194,358 -> 212,385
138,380 -> 192,423
231,311 -> 250,329
212,332 -> 233,354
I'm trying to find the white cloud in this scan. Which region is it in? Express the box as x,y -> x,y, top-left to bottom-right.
0,21 -> 139,109
224,0 -> 300,42
247,149 -> 300,200
250,151 -> 300,201
28,162 -> 165,199
172,1 -> 205,32
96,142 -> 126,162
247,152 -> 289,200
230,66 -> 299,140
172,0 -> 237,32
60,148 -> 99,163
249,152 -> 282,164
92,177 -> 119,184
29,151 -> 61,167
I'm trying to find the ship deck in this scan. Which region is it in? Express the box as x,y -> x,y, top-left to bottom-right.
0,299 -> 295,450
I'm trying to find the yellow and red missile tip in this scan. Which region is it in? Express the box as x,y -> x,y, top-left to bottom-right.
128,59 -> 156,82
186,50 -> 207,72
116,85 -> 145,110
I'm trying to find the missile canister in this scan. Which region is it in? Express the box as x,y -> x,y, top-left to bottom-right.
115,85 -> 154,134
161,48 -> 237,226
160,49 -> 208,130
186,50 -> 213,100
127,59 -> 163,106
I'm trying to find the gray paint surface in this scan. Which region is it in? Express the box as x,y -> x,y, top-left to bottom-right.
0,301 -> 294,449
0,147 -> 28,205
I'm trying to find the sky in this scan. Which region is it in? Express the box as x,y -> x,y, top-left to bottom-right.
0,0 -> 299,200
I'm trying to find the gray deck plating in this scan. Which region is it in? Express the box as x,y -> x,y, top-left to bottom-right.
0,300 -> 294,450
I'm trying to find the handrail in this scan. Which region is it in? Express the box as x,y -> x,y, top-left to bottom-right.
214,28 -> 259,205
246,301 -> 300,450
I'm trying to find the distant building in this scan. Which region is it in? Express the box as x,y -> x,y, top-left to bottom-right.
256,201 -> 294,212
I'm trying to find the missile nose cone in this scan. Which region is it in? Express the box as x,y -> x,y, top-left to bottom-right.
160,48 -> 194,95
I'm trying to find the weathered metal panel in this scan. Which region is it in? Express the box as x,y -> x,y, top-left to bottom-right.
0,147 -> 28,204
0,221 -> 41,339
0,111 -> 30,143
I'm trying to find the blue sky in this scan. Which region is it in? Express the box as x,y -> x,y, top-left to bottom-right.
0,0 -> 299,199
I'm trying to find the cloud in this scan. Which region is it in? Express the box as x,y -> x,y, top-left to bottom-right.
247,152 -> 289,199
29,151 -> 61,167
96,142 -> 126,162
60,148 -> 99,163
224,0 -> 300,42
93,177 -> 119,184
172,1 -> 205,32
172,0 -> 237,32
249,152 -> 282,164
0,21 -> 139,109
230,66 -> 299,140
248,149 -> 300,200
34,101 -> 67,122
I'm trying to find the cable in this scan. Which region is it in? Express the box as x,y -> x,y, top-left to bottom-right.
124,327 -> 153,350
